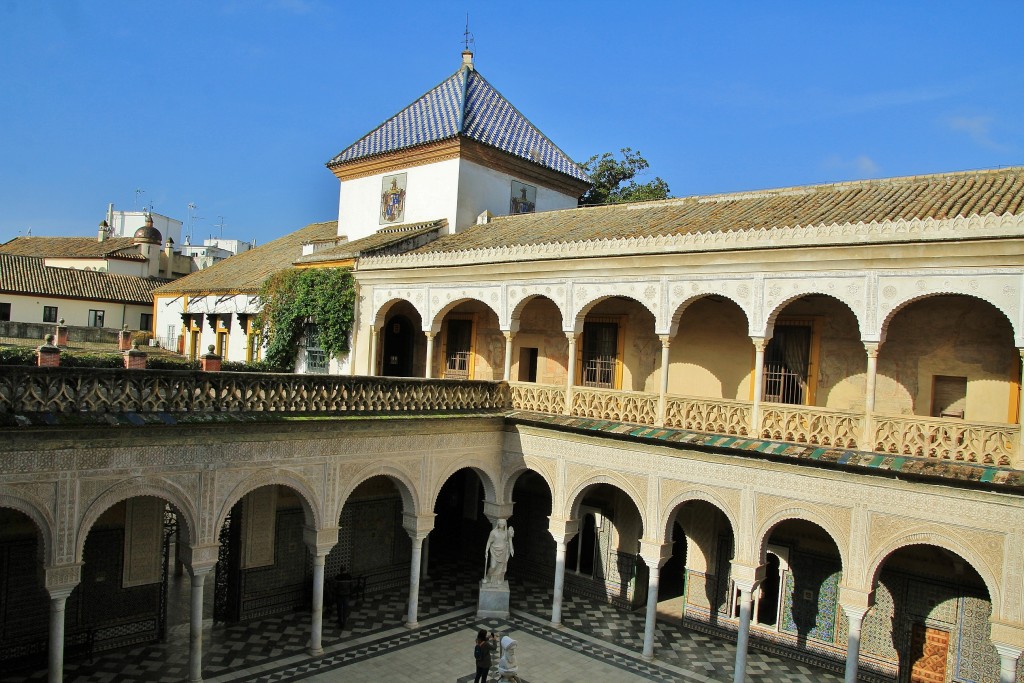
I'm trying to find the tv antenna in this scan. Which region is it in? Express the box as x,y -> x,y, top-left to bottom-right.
134,188 -> 145,211
215,215 -> 225,239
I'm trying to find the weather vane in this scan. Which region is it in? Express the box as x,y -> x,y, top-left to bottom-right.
463,14 -> 474,52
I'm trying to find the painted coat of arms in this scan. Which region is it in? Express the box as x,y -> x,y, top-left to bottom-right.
380,173 -> 407,224
510,180 -> 536,215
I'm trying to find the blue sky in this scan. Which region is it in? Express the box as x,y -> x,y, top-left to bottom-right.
1,1 -> 1021,246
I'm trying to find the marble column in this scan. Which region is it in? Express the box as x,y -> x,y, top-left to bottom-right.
367,325 -> 378,376
995,643 -> 1023,683
842,605 -> 869,683
565,332 -> 577,415
862,342 -> 879,449
639,542 -> 672,661
657,335 -> 671,426
46,586 -> 76,683
420,535 -> 430,580
750,337 -> 767,437
1017,348 -> 1024,466
503,330 -> 515,381
425,332 -> 435,379
309,554 -> 326,655
406,532 -> 427,628
187,566 -> 213,683
733,583 -> 755,683
549,518 -> 579,628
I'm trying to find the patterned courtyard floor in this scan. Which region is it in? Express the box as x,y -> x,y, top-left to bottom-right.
2,564 -> 843,682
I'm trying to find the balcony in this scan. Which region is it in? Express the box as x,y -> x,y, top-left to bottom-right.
0,368 -> 1018,470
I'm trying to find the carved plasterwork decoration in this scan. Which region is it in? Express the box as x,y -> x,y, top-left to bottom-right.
571,280 -> 659,329
336,460 -> 420,517
665,279 -> 751,336
761,277 -> 865,339
753,494 -> 851,570
0,483 -> 56,564
358,214 -> 1024,270
500,453 -> 556,504
508,282 -> 569,329
561,462 -> 648,523
75,475 -> 199,563
370,290 -> 428,328
428,455 -> 498,507
215,467 -> 322,532
865,514 -> 1004,608
877,272 -> 1022,343
425,286 -> 502,330
658,480 -> 740,540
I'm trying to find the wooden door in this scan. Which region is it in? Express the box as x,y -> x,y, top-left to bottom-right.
907,623 -> 948,683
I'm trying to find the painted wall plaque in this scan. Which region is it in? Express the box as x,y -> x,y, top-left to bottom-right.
380,173 -> 408,224
510,180 -> 537,215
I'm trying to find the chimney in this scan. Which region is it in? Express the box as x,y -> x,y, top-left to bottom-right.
462,49 -> 474,70
164,237 -> 175,278
98,220 -> 109,242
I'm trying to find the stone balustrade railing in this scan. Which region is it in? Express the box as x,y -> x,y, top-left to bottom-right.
871,414 -> 1017,466
571,386 -> 658,424
510,383 -> 1022,468
760,402 -> 862,449
0,367 -> 508,416
665,395 -> 752,437
3,369 -> 1019,467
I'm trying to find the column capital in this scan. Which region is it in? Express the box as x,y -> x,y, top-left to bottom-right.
44,563 -> 82,592
483,502 -> 514,522
991,620 -> 1024,649
402,512 -> 435,539
548,516 -> 579,544
425,330 -> 436,341
863,341 -> 880,358
994,642 -> 1024,660
839,585 -> 875,612
303,525 -> 339,556
502,329 -> 516,341
565,331 -> 577,343
181,543 -> 220,575
730,560 -> 765,591
638,539 -> 673,569
659,334 -> 671,348
750,336 -> 767,352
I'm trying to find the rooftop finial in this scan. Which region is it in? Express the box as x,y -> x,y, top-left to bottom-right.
462,14 -> 474,69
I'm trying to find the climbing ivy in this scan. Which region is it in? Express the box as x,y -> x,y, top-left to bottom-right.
254,267 -> 356,372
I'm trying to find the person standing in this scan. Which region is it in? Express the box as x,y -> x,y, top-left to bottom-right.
474,629 -> 496,683
333,567 -> 354,630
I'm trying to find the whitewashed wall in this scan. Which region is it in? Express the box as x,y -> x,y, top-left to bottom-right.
0,292 -> 151,330
454,159 -> 578,232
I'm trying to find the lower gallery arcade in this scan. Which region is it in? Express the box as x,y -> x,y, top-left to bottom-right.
1,417 -> 1022,683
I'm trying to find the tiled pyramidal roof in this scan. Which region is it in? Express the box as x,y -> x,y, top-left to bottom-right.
327,66 -> 589,184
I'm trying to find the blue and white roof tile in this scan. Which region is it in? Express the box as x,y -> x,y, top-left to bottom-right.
328,67 -> 588,184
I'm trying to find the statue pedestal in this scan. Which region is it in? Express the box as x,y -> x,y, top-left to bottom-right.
477,580 -> 510,619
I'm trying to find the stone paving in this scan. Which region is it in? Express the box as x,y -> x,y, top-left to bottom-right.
3,563 -> 844,682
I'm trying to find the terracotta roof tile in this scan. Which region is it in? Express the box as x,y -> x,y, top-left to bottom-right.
413,167 -> 1024,254
0,254 -> 165,304
0,236 -> 143,260
294,220 -> 445,264
153,221 -> 338,295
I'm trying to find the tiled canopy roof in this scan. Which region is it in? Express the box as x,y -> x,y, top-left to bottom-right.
295,220 -> 445,264
153,221 -> 338,295
327,66 -> 589,184
0,254 -> 163,304
412,167 -> 1024,253
0,236 -> 143,260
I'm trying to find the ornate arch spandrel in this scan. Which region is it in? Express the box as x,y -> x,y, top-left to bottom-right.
0,484 -> 57,566
334,461 -> 421,520
658,484 -> 740,544
752,500 -> 851,574
215,468 -> 323,534
74,475 -> 199,565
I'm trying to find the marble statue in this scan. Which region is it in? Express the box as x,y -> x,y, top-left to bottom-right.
484,518 -> 514,584
497,635 -> 521,682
